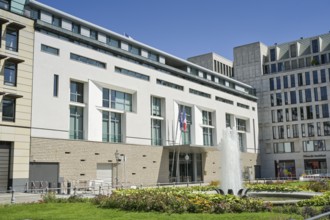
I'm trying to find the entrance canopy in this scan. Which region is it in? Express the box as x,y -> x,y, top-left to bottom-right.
164,144 -> 218,154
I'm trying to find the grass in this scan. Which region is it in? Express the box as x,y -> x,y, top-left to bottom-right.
0,202 -> 304,220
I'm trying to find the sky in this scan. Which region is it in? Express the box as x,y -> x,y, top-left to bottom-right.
36,0 -> 330,61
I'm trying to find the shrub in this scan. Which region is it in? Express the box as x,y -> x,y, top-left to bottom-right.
301,206 -> 318,218
307,180 -> 330,192
209,180 -> 220,187
298,191 -> 330,206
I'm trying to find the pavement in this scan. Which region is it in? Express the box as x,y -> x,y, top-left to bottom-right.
0,192 -> 43,204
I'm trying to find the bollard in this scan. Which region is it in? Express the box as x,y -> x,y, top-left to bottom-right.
67,182 -> 71,195
10,187 -> 15,204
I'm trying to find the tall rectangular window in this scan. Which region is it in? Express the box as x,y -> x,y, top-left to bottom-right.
72,23 -> 80,34
69,106 -> 84,140
306,106 -> 313,119
52,15 -> 61,27
202,111 -> 212,126
314,88 -> 319,101
2,97 -> 15,122
102,111 -> 122,143
283,76 -> 288,89
270,94 -> 274,107
111,90 -> 132,111
271,64 -> 277,73
226,114 -> 231,128
287,125 -> 291,138
278,126 -> 284,139
270,48 -> 276,61
324,122 -> 330,136
292,124 -> 299,138
290,74 -> 295,87
316,105 -> 320,119
236,118 -> 246,131
179,105 -> 192,144
322,104 -> 329,118
300,107 -> 305,120
277,109 -> 283,122
290,91 -> 297,104
103,88 -> 110,107
321,69 -> 326,83
90,30 -> 97,40
290,44 -> 297,57
271,110 -> 276,123
321,86 -> 328,101
6,28 -> 18,51
272,126 -> 277,139
317,122 -> 321,136
299,90 -> 303,103
292,107 -> 298,121
301,124 -> 306,137
305,89 -> 312,102
269,78 -> 274,91
203,127 -> 213,146
278,63 -> 283,72
151,119 -> 162,145
276,77 -> 281,90
312,39 -> 319,53
313,70 -> 318,84
298,73 -> 303,86
4,62 -> 17,86
53,74 -> 59,97
151,96 -> 161,117
308,123 -> 314,137
276,93 -> 282,106
285,108 -> 290,121
284,92 -> 288,105
70,81 -> 84,103
305,72 -> 310,85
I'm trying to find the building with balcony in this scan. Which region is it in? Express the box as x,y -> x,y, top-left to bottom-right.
233,33 -> 330,179
0,0 -> 34,191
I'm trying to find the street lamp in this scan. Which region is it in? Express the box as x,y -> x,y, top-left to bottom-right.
115,150 -> 120,188
185,154 -> 189,186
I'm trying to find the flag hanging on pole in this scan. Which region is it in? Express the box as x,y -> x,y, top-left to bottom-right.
179,110 -> 187,132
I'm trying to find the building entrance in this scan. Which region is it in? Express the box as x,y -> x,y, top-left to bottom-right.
304,159 -> 327,174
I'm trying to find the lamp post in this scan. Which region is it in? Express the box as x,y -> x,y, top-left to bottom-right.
185,154 -> 189,186
115,150 -> 120,188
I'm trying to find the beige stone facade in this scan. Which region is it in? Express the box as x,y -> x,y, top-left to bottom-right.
0,9 -> 34,191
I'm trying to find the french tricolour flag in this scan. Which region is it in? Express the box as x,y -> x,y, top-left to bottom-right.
180,111 -> 187,132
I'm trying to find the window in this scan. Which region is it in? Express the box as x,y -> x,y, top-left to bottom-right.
298,73 -> 303,86
305,89 -> 312,102
270,94 -> 274,107
151,119 -> 162,145
69,106 -> 83,140
41,44 -> 59,55
272,126 -> 277,139
299,90 -> 303,103
236,118 -> 246,131
151,96 -> 161,117
290,44 -> 297,57
278,63 -> 283,72
278,126 -> 284,139
148,52 -> 158,61
314,88 -> 319,101
102,111 -> 121,143
102,88 -> 110,107
70,53 -> 106,69
203,127 -> 213,146
317,122 -> 321,136
322,104 -> 329,118
270,48 -> 276,61
316,105 -> 320,119
129,45 -> 140,55
0,0 -> 9,10
305,72 -> 310,85
290,91 -> 297,104
285,108 -> 290,121
276,93 -> 282,106
321,86 -> 327,100
312,39 -> 319,53
269,78 -> 274,91
237,102 -> 249,109
215,96 -> 233,105
2,97 -> 15,122
321,54 -> 327,64
72,23 -> 80,34
189,88 -> 211,98
271,110 -> 276,123
324,122 -> 330,136
306,106 -> 313,120
284,92 -> 288,105
283,76 -> 288,89
4,62 -> 17,86
179,105 -> 192,144
277,109 -> 283,122
70,81 -> 84,103
292,60 -> 298,69
292,107 -> 298,121
299,58 -> 305,68
52,15 -> 61,27
301,124 -> 306,137
313,70 -> 318,84
264,65 -> 269,74
202,111 -> 212,126
292,124 -> 299,138
290,74 -> 295,87
90,30 -> 97,40
300,107 -> 304,120
115,67 -> 149,81
111,90 -> 132,112
157,79 -> 183,91
321,69 -> 326,83
53,74 -> 59,97
107,37 -> 120,48
285,61 -> 291,71
271,64 -> 276,73
274,142 -> 294,153
6,28 -> 18,51
276,77 -> 281,90
303,140 -> 326,152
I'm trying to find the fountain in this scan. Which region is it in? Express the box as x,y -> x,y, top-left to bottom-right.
218,127 -> 242,195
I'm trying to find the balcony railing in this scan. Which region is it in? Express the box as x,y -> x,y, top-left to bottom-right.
305,169 -> 328,175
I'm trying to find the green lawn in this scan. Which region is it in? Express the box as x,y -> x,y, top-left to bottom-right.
0,202 -> 304,220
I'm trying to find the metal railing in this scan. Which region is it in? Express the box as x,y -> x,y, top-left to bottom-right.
305,169 -> 328,175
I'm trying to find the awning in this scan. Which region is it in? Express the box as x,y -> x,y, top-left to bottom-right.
0,54 -> 7,60
3,93 -> 23,98
0,92 -> 6,96
6,57 -> 24,64
7,22 -> 25,30
0,18 -> 9,25
164,144 -> 218,153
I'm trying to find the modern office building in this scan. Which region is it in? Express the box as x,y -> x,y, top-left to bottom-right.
0,0 -> 34,191
233,33 -> 330,179
14,1 -> 259,187
188,52 -> 234,78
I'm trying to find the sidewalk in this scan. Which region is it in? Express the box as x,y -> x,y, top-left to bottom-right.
0,192 -> 42,204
